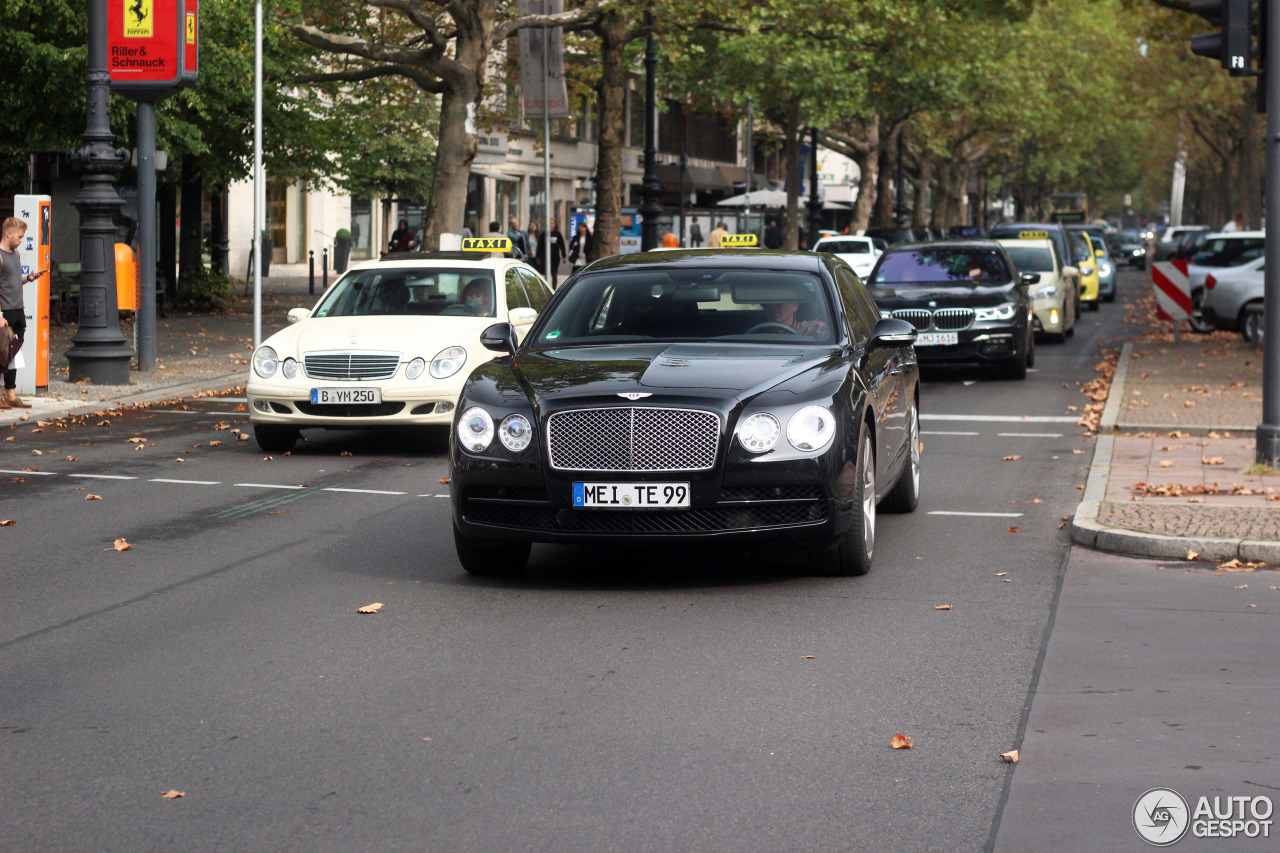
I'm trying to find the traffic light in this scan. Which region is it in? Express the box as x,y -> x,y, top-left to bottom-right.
1190,0 -> 1253,76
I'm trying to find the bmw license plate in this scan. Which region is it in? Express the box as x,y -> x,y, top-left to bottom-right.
573,482 -> 690,509
915,332 -> 958,347
310,388 -> 382,404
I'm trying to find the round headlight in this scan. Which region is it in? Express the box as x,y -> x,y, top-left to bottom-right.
457,407 -> 494,452
499,414 -> 533,452
405,357 -> 427,380
281,357 -> 298,379
430,346 -> 467,379
252,346 -> 278,378
737,412 -> 781,454
1035,284 -> 1057,299
1099,262 -> 1112,277
787,405 -> 837,452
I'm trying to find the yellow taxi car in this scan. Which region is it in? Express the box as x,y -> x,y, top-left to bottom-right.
1073,232 -> 1101,310
997,237 -> 1078,342
247,238 -> 552,452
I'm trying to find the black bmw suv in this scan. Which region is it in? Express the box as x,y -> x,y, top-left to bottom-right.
864,240 -> 1035,379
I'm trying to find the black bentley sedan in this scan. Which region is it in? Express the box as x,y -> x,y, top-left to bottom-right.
865,241 -> 1035,379
449,249 -> 921,578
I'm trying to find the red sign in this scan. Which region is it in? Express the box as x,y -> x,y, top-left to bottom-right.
107,0 -> 198,97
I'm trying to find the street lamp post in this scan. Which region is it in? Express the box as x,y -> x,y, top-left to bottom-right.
65,0 -> 134,384
639,11 -> 662,251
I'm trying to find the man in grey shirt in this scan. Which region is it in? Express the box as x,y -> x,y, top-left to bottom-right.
0,216 -> 38,408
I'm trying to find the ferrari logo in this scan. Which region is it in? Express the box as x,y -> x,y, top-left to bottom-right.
124,0 -> 153,37
186,12 -> 196,44
721,234 -> 758,247
462,237 -> 512,252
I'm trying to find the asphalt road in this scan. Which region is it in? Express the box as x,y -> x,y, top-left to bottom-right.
1,271 -> 1141,852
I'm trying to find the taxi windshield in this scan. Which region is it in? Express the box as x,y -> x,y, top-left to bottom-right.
532,268 -> 835,346
816,239 -> 872,254
869,248 -> 1013,287
1003,246 -> 1055,273
313,268 -> 496,318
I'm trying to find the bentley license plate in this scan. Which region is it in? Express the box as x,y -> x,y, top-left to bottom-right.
915,332 -> 959,347
310,388 -> 382,404
573,482 -> 690,509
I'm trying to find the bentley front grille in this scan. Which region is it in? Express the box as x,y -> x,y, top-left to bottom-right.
547,407 -> 721,472
303,351 -> 401,381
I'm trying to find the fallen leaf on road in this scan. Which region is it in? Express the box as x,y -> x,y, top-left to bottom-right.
357,602 -> 383,614
127,437 -> 146,443
265,510 -> 286,515
1187,550 -> 1200,561
64,456 -> 76,462
96,420 -> 110,426
999,750 -> 1019,764
0,520 -> 15,526
1001,455 -> 1021,462
85,494 -> 102,500
1072,449 -> 1085,454
935,604 -> 953,610
1202,456 -> 1226,465
209,441 -> 222,447
262,456 -> 273,461
1236,585 -> 1248,589
134,444 -> 145,451
995,572 -> 1008,576
213,422 -> 231,430
1008,527 -> 1022,533
1158,460 -> 1172,468
1183,400 -> 1196,408
891,734 -> 913,749
30,450 -> 41,456
237,434 -> 249,441
161,790 -> 184,799
340,451 -> 353,457
174,458 -> 185,463
803,655 -> 816,659
1246,604 -> 1258,608
113,538 -> 133,551
439,477 -> 450,484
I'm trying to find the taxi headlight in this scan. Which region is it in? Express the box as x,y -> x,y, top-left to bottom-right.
1035,284 -> 1057,299
1080,264 -> 1095,276
499,414 -> 533,452
787,405 -> 836,453
405,357 -> 427,380
281,357 -> 298,379
737,412 -> 781,454
457,407 -> 494,452
430,346 -> 467,379
976,303 -> 1017,321
252,346 -> 278,378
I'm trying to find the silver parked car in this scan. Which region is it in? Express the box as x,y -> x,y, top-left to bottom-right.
1201,255 -> 1264,344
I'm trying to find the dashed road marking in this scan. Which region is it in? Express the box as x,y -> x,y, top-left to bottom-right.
1,469 -> 56,476
929,511 -> 1024,518
921,430 -> 979,436
151,478 -> 222,485
235,483 -> 307,490
923,414 -> 1078,423
998,432 -> 1063,438
68,473 -> 137,480
322,487 -> 407,495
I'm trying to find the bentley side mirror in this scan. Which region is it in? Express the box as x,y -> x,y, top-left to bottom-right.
481,322 -> 519,354
868,317 -> 918,350
287,308 -> 309,324
1020,273 -> 1041,286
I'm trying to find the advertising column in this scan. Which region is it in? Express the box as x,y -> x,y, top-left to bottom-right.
13,194 -> 51,394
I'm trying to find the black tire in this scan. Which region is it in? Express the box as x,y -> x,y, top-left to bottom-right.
1074,291 -> 1081,320
807,423 -> 875,576
880,401 -> 919,514
253,423 -> 299,453
1102,291 -> 1116,303
1241,303 -> 1264,345
1001,338 -> 1029,380
1025,330 -> 1036,368
453,524 -> 531,577
1188,288 -> 1213,334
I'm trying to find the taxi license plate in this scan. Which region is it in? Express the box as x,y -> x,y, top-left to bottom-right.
310,388 -> 383,404
915,332 -> 958,347
573,482 -> 690,509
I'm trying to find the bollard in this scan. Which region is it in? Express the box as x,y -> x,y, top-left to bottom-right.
309,249 -> 315,295
322,247 -> 329,292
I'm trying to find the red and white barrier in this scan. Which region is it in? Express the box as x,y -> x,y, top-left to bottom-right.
1152,260 -> 1191,321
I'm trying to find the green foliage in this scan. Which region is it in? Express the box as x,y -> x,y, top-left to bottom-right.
173,269 -> 236,311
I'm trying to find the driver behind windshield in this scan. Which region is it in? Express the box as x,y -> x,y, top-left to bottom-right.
762,300 -> 828,337
461,278 -> 494,316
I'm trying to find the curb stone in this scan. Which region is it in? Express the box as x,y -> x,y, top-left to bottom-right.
1072,345 -> 1278,562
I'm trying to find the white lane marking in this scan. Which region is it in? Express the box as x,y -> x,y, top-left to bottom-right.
68,473 -> 137,480
997,432 -> 1063,438
963,380 -> 976,386
151,478 -> 221,485
0,468 -> 56,475
921,430 -> 979,436
322,487 -> 407,496
923,414 -> 1078,423
929,511 -> 1024,517
235,483 -> 307,490
416,494 -> 452,498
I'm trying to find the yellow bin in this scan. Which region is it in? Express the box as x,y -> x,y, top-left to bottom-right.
115,243 -> 138,312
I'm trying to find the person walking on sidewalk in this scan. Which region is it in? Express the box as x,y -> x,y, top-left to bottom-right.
0,217 -> 35,408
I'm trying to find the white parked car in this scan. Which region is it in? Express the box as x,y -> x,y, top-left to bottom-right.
812,235 -> 882,279
997,237 -> 1079,342
1201,255 -> 1264,344
247,250 -> 552,452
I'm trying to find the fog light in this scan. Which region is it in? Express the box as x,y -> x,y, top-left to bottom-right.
253,400 -> 272,414
1050,308 -> 1059,325
437,402 -> 455,415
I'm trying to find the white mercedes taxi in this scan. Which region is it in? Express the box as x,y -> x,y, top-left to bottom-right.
247,240 -> 551,452
996,237 -> 1079,342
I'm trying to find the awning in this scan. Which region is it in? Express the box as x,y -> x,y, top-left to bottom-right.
655,164 -> 733,191
718,165 -> 769,191
470,168 -> 524,183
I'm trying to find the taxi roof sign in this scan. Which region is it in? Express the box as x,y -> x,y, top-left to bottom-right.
721,234 -> 758,247
1017,230 -> 1050,240
462,237 -> 512,252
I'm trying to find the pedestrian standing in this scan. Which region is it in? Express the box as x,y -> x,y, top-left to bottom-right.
388,218 -> 415,252
709,221 -> 729,247
763,219 -> 783,249
0,217 -> 36,408
569,222 -> 593,272
413,215 -> 428,250
689,220 -> 704,247
541,219 -> 567,287
1222,210 -> 1245,232
526,220 -> 542,269
506,216 -> 529,259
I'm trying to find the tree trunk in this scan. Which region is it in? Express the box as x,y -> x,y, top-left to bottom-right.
592,11 -> 629,260
850,114 -> 880,235
872,127 -> 898,227
781,105 -> 801,250
177,169 -> 204,295
911,156 -> 931,227
421,37 -> 484,250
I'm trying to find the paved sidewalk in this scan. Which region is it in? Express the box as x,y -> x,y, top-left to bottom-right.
1073,335 -> 1279,561
2,267 -> 315,426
